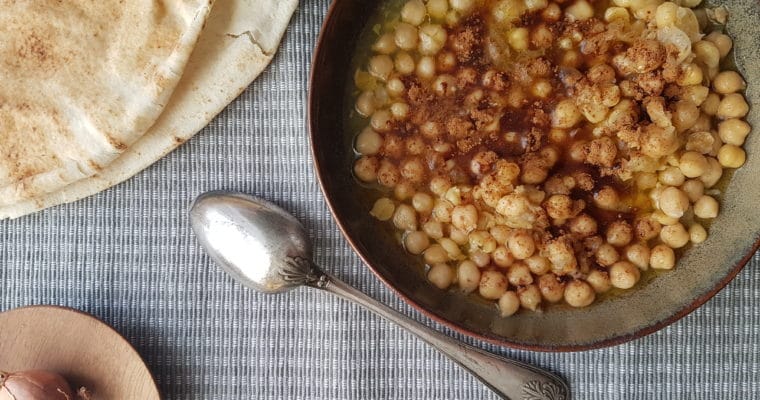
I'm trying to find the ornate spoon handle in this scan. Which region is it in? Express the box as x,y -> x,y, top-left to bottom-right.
302,263 -> 570,400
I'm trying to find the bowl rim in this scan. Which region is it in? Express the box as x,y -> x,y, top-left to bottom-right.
307,0 -> 760,352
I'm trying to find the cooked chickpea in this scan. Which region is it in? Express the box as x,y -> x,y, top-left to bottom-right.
505,262 -> 532,286
399,158 -> 426,183
450,204 -> 477,233
424,244 -> 449,264
404,231 -> 430,255
469,251 -> 491,268
700,157 -> 723,188
705,31 -> 733,58
508,27 -> 530,51
651,210 -> 679,226
542,2 -> 562,20
389,102 -> 410,120
479,270 -> 508,300
566,0 -> 594,21
672,100 -> 700,132
518,284 -> 542,311
688,223 -> 707,244
394,182 -> 415,200
386,79 -> 405,99
718,119 -> 751,146
531,24 -> 553,48
606,221 -> 633,247
681,85 -> 710,107
368,55 -> 394,82
419,24 -> 447,55
457,260 -> 481,293
677,63 -> 703,87
693,40 -> 720,69
596,243 -> 620,267
650,244 -> 675,270
508,230 -> 536,260
486,226 -> 507,245
355,127 -> 383,155
594,186 -> 620,211
423,220 -> 444,239
416,56 -> 436,79
392,204 -> 418,231
394,52 -> 416,75
606,6 -> 630,23
568,214 -> 598,237
439,237 -> 462,259
681,179 -> 705,202
586,270 -> 612,293
551,99 -> 583,128
355,91 -> 377,117
660,223 -> 689,248
491,246 -> 514,268
679,151 -> 709,178
701,93 -> 721,116
623,243 -> 650,271
426,0 -> 448,19
717,93 -> 750,119
659,186 -> 690,218
531,79 -> 553,98
717,144 -> 746,168
655,2 -> 678,27
411,193 -> 433,214
636,172 -> 659,190
370,197 -> 395,221
525,0 -> 548,11
394,22 -> 419,50
713,71 -> 746,94
609,261 -> 640,289
354,156 -> 379,182
370,109 -> 392,132
372,33 -> 397,55
659,166 -> 685,186
498,291 -> 521,316
561,50 -> 581,68
469,230 -> 497,253
564,280 -> 596,307
400,0 -> 426,25
429,176 -> 452,197
535,274 -> 563,303
693,195 -> 719,219
523,255 -> 550,275
450,0 -> 475,12
428,263 -> 454,289
449,228 -> 469,245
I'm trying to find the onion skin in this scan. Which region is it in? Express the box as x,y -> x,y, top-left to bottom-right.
0,370 -> 74,400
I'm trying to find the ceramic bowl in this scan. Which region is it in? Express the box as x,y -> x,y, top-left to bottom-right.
308,0 -> 760,351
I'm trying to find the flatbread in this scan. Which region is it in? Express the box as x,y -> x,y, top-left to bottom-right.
0,0 -> 213,206
0,0 -> 299,219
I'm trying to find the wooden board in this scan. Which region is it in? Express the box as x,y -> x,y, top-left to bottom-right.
0,305 -> 160,399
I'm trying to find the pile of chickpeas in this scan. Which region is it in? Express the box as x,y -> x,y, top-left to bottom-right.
351,0 -> 751,315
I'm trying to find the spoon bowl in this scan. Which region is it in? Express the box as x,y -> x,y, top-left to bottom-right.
190,191 -> 312,294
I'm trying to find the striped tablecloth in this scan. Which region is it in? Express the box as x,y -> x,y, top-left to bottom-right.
1,2 -> 758,399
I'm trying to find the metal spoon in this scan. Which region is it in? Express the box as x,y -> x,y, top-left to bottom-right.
189,191 -> 570,400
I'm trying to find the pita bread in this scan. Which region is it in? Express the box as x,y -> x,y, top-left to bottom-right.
0,0 -> 299,219
0,0 -> 213,206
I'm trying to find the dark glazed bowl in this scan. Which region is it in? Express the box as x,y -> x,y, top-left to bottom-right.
309,0 -> 760,351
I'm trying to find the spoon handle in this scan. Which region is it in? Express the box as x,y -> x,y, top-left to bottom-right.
308,269 -> 570,400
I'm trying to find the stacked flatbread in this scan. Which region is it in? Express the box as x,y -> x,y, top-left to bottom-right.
0,0 -> 298,219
